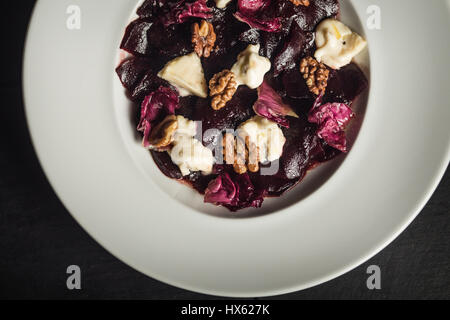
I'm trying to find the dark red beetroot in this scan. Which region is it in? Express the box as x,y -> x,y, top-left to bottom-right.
116,0 -> 368,211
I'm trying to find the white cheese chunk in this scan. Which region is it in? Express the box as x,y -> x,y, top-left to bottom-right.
168,116 -> 214,176
158,53 -> 208,98
314,19 -> 367,70
231,44 -> 271,89
215,0 -> 232,9
237,116 -> 286,163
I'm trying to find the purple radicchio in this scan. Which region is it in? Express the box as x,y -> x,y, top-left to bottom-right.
162,0 -> 213,26
253,81 -> 298,128
234,0 -> 282,32
204,172 -> 236,205
204,168 -> 265,212
308,95 -> 354,153
137,86 -> 180,148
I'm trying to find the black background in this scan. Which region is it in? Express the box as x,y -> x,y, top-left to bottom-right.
0,1 -> 449,300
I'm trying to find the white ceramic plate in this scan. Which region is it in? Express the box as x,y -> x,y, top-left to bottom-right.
24,0 -> 450,297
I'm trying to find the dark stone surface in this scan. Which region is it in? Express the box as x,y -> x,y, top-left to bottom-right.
0,0 -> 448,300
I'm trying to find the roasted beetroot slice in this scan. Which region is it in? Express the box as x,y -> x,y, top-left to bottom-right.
290,0 -> 340,31
281,68 -> 317,118
259,31 -> 284,60
258,0 -> 339,60
131,71 -> 171,102
188,171 -> 217,195
193,86 -> 257,146
146,23 -> 193,62
262,0 -> 340,33
136,0 -> 171,19
151,150 -> 214,193
282,67 -> 313,100
201,8 -> 251,79
247,117 -> 323,195
273,22 -> 314,76
238,28 -> 261,45
324,63 -> 369,104
115,57 -> 151,93
151,150 -> 183,179
282,63 -> 368,108
120,19 -> 153,56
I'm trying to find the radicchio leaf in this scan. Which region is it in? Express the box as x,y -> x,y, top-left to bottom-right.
253,81 -> 298,128
234,0 -> 282,32
204,172 -> 236,205
231,173 -> 265,210
162,0 -> 213,26
238,0 -> 269,13
204,167 -> 265,212
137,86 -> 180,148
308,95 -> 354,152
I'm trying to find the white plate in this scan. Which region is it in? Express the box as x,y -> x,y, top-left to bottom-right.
24,0 -> 450,297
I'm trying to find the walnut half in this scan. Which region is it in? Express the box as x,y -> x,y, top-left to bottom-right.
300,56 -> 330,96
148,115 -> 178,150
209,70 -> 238,110
192,20 -> 216,58
222,133 -> 260,174
289,0 -> 310,6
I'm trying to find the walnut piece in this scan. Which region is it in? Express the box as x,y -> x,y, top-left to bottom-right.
192,20 -> 216,58
223,133 -> 236,165
222,133 -> 260,174
289,0 -> 310,6
244,136 -> 260,173
148,115 -> 178,150
209,70 -> 238,110
300,56 -> 330,96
